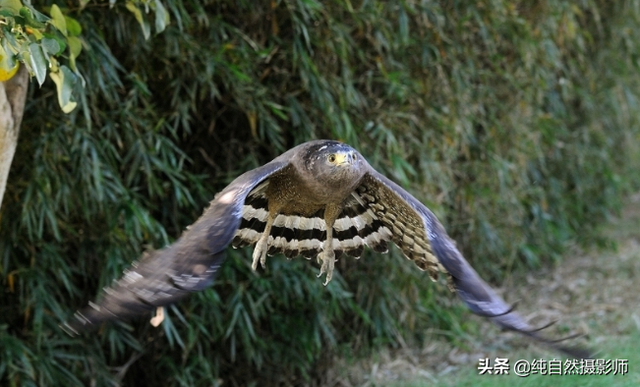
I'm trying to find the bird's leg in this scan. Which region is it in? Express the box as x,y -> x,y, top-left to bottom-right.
317,224 -> 336,286
252,210 -> 277,271
317,204 -> 342,286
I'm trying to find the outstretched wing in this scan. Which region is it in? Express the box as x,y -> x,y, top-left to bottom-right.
231,184 -> 393,259
61,159 -> 290,335
357,170 -> 590,358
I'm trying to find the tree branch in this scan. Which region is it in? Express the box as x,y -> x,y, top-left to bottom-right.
0,65 -> 28,210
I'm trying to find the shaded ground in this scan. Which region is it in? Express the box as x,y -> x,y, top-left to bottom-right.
330,193 -> 640,386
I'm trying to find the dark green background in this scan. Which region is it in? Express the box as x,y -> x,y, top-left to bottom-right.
2,1 -> 640,386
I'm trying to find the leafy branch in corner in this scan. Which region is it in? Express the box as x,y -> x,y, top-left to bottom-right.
0,0 -> 169,113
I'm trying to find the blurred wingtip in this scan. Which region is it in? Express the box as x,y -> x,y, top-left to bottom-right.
519,326 -> 594,359
547,338 -> 594,359
59,310 -> 94,337
59,322 -> 79,337
485,305 -> 593,359
548,333 -> 594,359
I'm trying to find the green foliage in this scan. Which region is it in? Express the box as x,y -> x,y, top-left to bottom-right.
0,0 -> 84,111
2,0 -> 640,386
0,0 -> 169,112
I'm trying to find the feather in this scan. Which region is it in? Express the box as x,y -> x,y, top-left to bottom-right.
359,170 -> 590,358
62,140 -> 591,359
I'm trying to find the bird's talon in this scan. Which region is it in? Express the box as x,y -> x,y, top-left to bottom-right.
251,240 -> 268,271
251,252 -> 260,271
317,250 -> 335,285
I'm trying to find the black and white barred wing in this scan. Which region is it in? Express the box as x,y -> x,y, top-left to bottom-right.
358,170 -> 590,358
62,160 -> 290,335
232,181 -> 393,260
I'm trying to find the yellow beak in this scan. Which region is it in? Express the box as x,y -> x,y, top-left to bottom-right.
334,152 -> 349,165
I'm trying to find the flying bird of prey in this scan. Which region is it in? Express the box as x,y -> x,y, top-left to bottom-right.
62,140 -> 588,357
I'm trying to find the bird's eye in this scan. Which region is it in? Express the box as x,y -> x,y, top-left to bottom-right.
328,154 -> 336,163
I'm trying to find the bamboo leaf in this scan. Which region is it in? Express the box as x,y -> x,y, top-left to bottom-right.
154,0 -> 169,34
126,2 -> 151,40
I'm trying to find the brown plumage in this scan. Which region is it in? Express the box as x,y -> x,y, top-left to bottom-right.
62,140 -> 590,358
